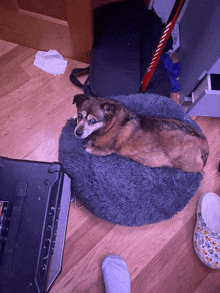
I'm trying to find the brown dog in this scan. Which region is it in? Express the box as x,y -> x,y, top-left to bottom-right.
73,94 -> 209,173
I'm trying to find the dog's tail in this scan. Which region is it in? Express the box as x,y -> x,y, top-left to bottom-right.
201,137 -> 209,168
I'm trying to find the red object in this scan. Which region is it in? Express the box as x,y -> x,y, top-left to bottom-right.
141,0 -> 186,92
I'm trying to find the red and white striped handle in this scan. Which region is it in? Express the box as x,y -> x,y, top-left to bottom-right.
141,0 -> 186,92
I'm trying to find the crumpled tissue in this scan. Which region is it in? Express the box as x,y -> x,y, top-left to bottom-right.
34,50 -> 68,76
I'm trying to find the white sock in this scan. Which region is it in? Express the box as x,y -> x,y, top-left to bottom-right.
102,255 -> 131,293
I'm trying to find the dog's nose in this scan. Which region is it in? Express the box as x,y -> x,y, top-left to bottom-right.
76,129 -> 83,137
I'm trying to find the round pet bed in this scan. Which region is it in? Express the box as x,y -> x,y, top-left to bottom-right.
59,93 -> 203,226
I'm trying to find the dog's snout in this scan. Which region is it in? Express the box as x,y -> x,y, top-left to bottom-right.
76,128 -> 83,137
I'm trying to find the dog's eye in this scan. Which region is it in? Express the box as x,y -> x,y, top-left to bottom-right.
78,113 -> 83,120
88,118 -> 97,125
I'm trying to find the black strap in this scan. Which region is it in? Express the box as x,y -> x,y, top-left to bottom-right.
69,66 -> 96,96
69,66 -> 90,88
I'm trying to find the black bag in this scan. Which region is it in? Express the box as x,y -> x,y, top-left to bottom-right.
70,0 -> 173,98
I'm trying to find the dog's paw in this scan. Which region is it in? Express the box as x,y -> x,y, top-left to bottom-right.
84,141 -> 94,153
84,139 -> 93,147
84,146 -> 94,154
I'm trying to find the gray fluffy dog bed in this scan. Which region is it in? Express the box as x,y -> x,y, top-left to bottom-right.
59,93 -> 203,226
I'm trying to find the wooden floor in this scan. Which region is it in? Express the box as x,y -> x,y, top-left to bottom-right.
0,40 -> 219,293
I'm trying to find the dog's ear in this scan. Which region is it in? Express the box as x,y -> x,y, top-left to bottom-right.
73,94 -> 89,108
100,103 -> 116,119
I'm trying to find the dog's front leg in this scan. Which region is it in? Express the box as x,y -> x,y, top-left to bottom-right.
85,146 -> 113,156
85,142 -> 113,156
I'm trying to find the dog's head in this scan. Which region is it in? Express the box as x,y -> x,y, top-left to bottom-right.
73,94 -> 117,139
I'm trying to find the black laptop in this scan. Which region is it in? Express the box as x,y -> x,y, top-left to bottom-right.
0,157 -> 71,293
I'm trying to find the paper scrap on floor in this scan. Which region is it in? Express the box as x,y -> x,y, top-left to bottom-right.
34,50 -> 68,76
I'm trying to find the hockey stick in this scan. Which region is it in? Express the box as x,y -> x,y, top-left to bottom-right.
141,0 -> 186,92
